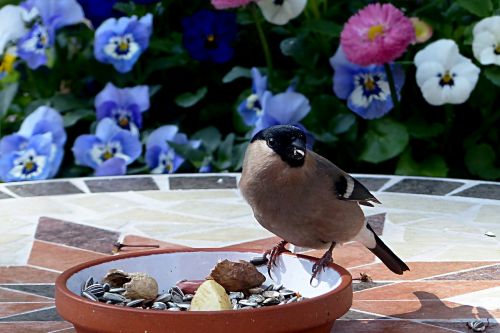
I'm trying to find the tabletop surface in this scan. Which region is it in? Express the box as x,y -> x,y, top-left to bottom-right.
0,173 -> 499,333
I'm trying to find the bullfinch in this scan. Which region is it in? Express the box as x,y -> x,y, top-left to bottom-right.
239,125 -> 409,281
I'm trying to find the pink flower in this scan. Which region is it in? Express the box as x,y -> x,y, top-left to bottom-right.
340,3 -> 415,66
211,0 -> 254,9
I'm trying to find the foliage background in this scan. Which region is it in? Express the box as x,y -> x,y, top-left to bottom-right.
1,0 -> 500,180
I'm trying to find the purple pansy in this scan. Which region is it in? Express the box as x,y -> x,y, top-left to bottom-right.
329,46 -> 405,119
17,0 -> 84,69
72,118 -> 142,176
146,125 -> 201,174
94,14 -> 153,73
95,82 -> 149,136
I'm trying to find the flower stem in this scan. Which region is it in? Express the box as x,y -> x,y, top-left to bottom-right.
309,0 -> 321,19
251,4 -> 273,81
384,63 -> 400,114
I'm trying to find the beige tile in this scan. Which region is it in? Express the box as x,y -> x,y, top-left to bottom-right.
171,226 -> 273,243
446,286 -> 500,310
66,193 -> 141,212
104,208 -> 222,224
138,189 -> 240,202
475,204 -> 500,224
386,212 -> 435,224
0,197 -> 73,217
376,193 -> 475,214
168,201 -> 253,220
407,217 -> 483,234
404,227 -> 497,246
0,234 -> 33,266
436,245 -> 500,261
136,222 -> 220,238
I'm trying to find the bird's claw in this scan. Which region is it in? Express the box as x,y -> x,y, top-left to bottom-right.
265,240 -> 290,279
309,243 -> 336,284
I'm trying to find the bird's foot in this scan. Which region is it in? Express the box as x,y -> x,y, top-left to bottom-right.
265,240 -> 290,278
310,242 -> 336,284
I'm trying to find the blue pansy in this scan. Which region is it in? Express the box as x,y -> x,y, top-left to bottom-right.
95,82 -> 149,136
254,90 -> 312,137
72,118 -> 142,176
329,46 -> 405,119
0,133 -> 53,182
94,14 -> 153,73
17,0 -> 84,69
182,9 -> 237,63
238,68 -> 268,126
0,106 -> 67,181
146,125 -> 201,174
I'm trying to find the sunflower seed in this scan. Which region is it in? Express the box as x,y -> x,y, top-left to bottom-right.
286,296 -> 298,303
151,302 -> 167,310
262,297 -> 280,306
229,292 -> 245,300
467,320 -> 487,332
273,284 -> 283,291
103,292 -> 126,302
126,299 -> 144,307
176,303 -> 191,310
167,307 -> 181,311
239,299 -> 258,307
262,291 -> 280,298
155,293 -> 172,303
250,256 -> 268,266
82,291 -> 98,301
248,294 -> 265,303
182,294 -> 194,302
84,277 -> 94,289
279,289 -> 296,297
103,283 -> 110,292
109,288 -> 126,293
85,284 -> 105,297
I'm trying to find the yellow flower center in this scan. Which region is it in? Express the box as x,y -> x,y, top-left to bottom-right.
119,41 -> 129,52
207,34 -> 215,42
495,44 -> 500,55
441,72 -> 453,84
367,24 -> 384,41
24,161 -> 35,172
102,150 -> 114,161
0,53 -> 16,74
364,77 -> 376,91
118,117 -> 129,127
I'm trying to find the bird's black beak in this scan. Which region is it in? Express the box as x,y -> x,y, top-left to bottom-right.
290,138 -> 306,160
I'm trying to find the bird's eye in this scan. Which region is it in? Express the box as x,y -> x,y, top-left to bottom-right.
268,138 -> 275,146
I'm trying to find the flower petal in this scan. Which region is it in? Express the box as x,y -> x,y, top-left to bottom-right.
110,131 -> 142,164
146,125 -> 179,149
32,0 -> 84,31
0,5 -> 29,56
263,91 -> 311,125
95,157 -> 127,176
72,134 -> 102,168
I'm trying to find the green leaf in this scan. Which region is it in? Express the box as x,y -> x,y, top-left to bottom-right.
406,118 -> 445,139
331,113 -> 356,135
231,141 -> 249,171
50,94 -> 88,112
113,2 -> 136,15
360,118 -> 409,163
465,143 -> 500,180
457,0 -> 493,16
168,141 -> 206,163
192,127 -> 222,153
174,87 -> 208,108
396,149 -> 449,177
222,66 -> 252,84
215,133 -> 235,169
0,82 -> 18,115
62,109 -> 95,127
300,20 -> 342,38
484,67 -> 500,87
280,37 -> 302,57
149,85 -> 161,97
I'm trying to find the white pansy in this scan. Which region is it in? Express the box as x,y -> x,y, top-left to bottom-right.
0,5 -> 29,56
472,16 -> 500,66
257,0 -> 307,25
414,39 -> 480,106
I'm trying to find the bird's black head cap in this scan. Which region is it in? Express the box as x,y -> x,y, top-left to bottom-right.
251,125 -> 307,167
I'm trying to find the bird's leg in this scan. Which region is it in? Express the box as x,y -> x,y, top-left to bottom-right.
310,242 -> 336,284
265,240 -> 290,278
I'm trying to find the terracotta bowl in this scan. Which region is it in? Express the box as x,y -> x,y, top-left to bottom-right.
55,248 -> 352,333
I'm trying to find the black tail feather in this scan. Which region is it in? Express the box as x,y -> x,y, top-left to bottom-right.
366,223 -> 410,275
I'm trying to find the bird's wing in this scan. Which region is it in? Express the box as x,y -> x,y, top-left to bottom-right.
311,151 -> 381,206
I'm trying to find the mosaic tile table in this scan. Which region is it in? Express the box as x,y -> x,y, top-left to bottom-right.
0,174 -> 499,333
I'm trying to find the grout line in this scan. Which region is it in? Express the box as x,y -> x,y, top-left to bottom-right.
0,305 -> 55,320
0,286 -> 54,301
26,264 -> 62,274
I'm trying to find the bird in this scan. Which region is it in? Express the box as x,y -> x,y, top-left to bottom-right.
238,125 -> 409,281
